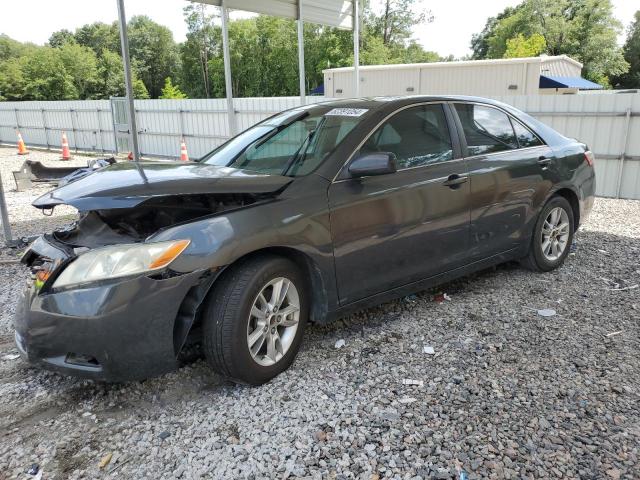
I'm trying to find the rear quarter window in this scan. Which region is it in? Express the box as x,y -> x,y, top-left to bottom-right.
511,119 -> 543,148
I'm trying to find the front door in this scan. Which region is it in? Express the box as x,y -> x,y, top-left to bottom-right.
328,103 -> 471,305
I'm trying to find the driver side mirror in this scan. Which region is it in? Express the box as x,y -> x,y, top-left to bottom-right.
348,152 -> 397,178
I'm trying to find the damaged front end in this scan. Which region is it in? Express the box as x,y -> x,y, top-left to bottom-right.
51,192 -> 268,248
15,161 -> 291,381
16,231 -> 210,380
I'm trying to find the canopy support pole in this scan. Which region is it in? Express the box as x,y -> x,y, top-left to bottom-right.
220,1 -> 237,136
297,1 -> 306,105
353,0 -> 360,97
0,171 -> 13,246
116,0 -> 140,161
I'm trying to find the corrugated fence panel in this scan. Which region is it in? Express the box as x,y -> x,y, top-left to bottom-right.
1,94 -> 638,199
495,93 -> 640,199
0,100 -> 114,154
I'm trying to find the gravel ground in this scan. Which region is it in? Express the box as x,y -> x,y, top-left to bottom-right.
0,147 -> 639,479
0,147 -> 92,240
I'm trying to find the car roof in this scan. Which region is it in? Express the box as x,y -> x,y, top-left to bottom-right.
315,95 -> 511,111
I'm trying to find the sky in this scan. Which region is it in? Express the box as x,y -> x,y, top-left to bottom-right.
0,0 -> 636,59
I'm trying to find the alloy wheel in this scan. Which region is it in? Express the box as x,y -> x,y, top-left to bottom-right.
246,277 -> 300,366
540,207 -> 570,261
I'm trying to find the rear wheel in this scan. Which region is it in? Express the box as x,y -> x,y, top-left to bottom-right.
202,255 -> 307,385
521,196 -> 574,272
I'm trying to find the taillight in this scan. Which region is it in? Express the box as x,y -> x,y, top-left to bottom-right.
584,151 -> 594,167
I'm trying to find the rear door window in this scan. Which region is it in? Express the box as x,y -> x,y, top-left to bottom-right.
455,103 -> 518,155
361,104 -> 454,169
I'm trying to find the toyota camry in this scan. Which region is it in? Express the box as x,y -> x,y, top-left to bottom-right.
14,96 -> 595,385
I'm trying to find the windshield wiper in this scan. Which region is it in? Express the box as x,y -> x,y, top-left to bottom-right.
282,117 -> 326,176
282,129 -> 316,176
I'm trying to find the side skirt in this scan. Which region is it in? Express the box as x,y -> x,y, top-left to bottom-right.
323,246 -> 525,323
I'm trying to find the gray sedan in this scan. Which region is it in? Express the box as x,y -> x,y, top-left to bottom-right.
15,96 -> 595,385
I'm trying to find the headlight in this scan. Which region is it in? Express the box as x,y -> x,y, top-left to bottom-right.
53,239 -> 190,289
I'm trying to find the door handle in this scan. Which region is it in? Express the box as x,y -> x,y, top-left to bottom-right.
538,156 -> 552,167
442,174 -> 468,189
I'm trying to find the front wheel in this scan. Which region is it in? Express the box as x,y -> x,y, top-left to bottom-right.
202,255 -> 307,385
521,196 -> 575,272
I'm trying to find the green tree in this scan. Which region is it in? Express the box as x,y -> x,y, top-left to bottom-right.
181,4 -> 218,98
366,0 -> 433,46
0,34 -> 24,61
470,0 -> 628,85
21,48 -> 77,100
96,48 -> 125,98
74,22 -> 120,56
471,7 -> 521,59
360,35 -> 393,65
133,78 -> 150,99
504,33 -> 547,58
159,77 -> 187,98
128,15 -> 180,98
48,29 -> 76,48
612,11 -> 640,88
0,34 -> 37,62
56,21 -> 153,98
95,48 -> 149,99
58,43 -> 99,99
0,57 -> 26,100
486,6 -> 533,58
393,40 -> 440,63
568,0 -> 628,85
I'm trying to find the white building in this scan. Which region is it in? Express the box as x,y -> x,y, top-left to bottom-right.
322,55 -> 602,98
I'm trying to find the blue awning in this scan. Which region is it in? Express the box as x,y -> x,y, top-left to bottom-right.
539,75 -> 603,90
310,83 -> 324,95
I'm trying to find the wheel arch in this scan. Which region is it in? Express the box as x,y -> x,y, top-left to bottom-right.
551,187 -> 580,230
208,246 -> 331,326
176,246 -> 331,358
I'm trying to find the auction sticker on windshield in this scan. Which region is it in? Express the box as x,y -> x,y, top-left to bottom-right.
325,108 -> 369,117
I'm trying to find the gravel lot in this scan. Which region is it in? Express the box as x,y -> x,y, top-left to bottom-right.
0,147 -> 639,480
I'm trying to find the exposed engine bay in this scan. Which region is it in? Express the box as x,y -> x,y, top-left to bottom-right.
51,192 -> 269,249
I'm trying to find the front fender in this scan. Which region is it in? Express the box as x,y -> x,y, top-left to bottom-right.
148,175 -> 339,313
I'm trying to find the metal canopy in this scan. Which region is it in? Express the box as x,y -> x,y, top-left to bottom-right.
115,0 -> 360,160
193,0 -> 356,29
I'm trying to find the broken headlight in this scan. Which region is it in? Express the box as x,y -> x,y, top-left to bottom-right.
53,240 -> 190,289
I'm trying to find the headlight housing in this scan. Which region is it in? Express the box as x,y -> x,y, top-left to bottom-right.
53,239 -> 190,289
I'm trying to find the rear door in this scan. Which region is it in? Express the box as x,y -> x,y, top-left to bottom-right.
328,103 -> 471,305
451,102 -> 554,261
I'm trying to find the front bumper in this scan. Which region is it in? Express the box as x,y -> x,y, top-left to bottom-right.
14,238 -> 207,382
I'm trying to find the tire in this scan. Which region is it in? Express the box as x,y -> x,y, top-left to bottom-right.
202,255 -> 308,385
521,195 -> 575,272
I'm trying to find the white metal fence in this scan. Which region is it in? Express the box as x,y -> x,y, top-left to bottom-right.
0,97 -> 328,161
0,94 -> 639,199
495,93 -> 640,200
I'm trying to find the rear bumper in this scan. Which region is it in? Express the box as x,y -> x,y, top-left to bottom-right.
578,169 -> 596,228
14,262 -> 205,382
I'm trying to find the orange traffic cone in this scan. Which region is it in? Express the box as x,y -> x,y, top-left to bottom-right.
61,132 -> 72,160
16,131 -> 28,155
180,138 -> 189,162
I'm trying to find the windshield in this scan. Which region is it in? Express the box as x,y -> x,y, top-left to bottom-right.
199,106 -> 367,176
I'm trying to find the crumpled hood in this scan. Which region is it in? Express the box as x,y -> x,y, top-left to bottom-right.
32,161 -> 292,211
